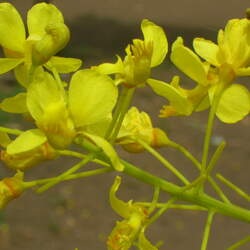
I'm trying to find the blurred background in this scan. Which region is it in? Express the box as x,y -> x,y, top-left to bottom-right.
0,0 -> 250,249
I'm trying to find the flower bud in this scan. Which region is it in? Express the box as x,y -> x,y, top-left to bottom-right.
117,107 -> 169,153
151,128 -> 170,148
32,23 -> 70,65
0,172 -> 24,210
1,142 -> 57,170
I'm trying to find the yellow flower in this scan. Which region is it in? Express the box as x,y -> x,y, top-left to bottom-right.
148,36 -> 250,123
0,3 -> 81,86
117,107 -> 170,153
193,18 -> 250,76
27,69 -> 118,149
93,19 -> 168,87
107,176 -> 149,250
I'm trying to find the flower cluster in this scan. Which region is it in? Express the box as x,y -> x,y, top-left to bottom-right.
0,2 -> 249,250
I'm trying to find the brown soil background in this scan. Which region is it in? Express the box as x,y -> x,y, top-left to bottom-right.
0,0 -> 250,249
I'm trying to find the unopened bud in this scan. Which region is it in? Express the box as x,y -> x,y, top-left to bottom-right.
1,142 -> 57,171
32,23 -> 70,65
0,172 -> 24,210
151,128 -> 170,148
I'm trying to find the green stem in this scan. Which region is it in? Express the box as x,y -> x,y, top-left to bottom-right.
76,139 -> 249,222
208,178 -> 231,204
36,153 -> 95,193
227,235 -> 250,250
216,174 -> 250,202
0,126 -> 22,135
201,97 -> 219,174
201,79 -> 227,177
201,210 -> 215,250
24,167 -> 113,188
109,87 -> 135,143
170,141 -> 230,203
136,138 -> 190,185
148,185 -> 160,214
136,202 -> 207,211
121,159 -> 250,223
170,141 -> 201,170
182,175 -> 206,193
146,198 -> 176,227
105,87 -> 127,139
205,141 -> 226,176
57,149 -> 110,167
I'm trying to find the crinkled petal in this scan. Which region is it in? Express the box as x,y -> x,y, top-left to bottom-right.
215,84 -> 250,123
0,93 -> 28,114
27,3 -> 64,37
7,129 -> 47,155
0,3 -> 25,52
0,58 -> 23,75
109,176 -> 132,218
82,132 -> 124,171
148,77 -> 193,115
92,56 -> 123,75
45,56 -> 82,73
141,19 -> 168,67
193,38 -> 221,66
171,37 -> 207,85
69,69 -> 118,127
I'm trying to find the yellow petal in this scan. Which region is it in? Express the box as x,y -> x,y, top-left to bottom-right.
69,69 -> 118,127
92,57 -> 123,75
148,77 -> 193,115
0,93 -> 28,113
27,3 -> 64,37
193,38 -> 221,66
27,71 -> 65,121
45,56 -> 82,73
0,58 -> 23,75
7,129 -> 47,155
141,19 -> 168,67
109,176 -> 131,219
171,37 -> 207,85
84,115 -> 112,137
216,84 -> 250,123
0,3 -> 25,52
83,132 -> 124,171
